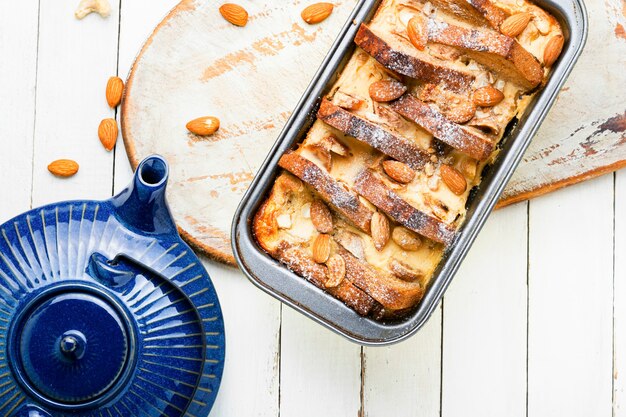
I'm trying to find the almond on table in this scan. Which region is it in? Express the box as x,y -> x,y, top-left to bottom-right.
105,76 -> 124,108
48,159 -> 79,177
98,118 -> 118,151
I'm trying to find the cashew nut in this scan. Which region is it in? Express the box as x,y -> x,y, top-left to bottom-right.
75,0 -> 111,19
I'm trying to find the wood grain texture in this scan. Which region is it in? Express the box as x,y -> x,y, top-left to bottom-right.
528,176 -> 614,417
442,204 -> 528,417
0,2 -> 39,223
122,0 -> 625,264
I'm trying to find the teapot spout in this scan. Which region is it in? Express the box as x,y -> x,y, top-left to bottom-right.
111,155 -> 177,235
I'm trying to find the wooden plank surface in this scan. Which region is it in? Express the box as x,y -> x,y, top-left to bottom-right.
0,1 -> 39,223
442,204 -> 528,417
528,175 -> 614,416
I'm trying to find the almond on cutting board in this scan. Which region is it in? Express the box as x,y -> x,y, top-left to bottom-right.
105,76 -> 124,108
301,3 -> 334,24
98,118 -> 118,151
48,159 -> 79,177
219,3 -> 248,27
186,116 -> 220,136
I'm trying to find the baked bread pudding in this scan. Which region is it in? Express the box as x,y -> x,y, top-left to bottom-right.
254,0 -> 564,319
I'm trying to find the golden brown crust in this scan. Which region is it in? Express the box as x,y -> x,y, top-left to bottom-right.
353,169 -> 455,245
424,0 -> 508,29
427,20 -> 543,90
390,94 -> 494,160
354,24 -> 474,92
335,246 -> 424,310
317,99 -> 429,170
275,243 -> 379,316
278,151 -> 374,233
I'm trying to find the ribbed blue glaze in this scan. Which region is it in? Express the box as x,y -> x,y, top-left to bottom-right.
0,155 -> 225,417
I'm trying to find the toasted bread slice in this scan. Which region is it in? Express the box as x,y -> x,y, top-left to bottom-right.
317,99 -> 429,170
275,243 -> 380,315
390,94 -> 494,160
278,151 -> 373,233
421,0 -> 508,29
353,169 -> 455,244
335,245 -> 424,310
354,24 -> 474,92
427,20 -> 543,90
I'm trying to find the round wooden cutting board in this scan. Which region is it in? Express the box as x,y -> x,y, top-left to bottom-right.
123,0 -> 626,265
122,0 -> 358,265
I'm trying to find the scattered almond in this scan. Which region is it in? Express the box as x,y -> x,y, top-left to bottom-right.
407,15 -> 428,51
325,254 -> 345,287
368,79 -> 407,102
98,118 -> 118,151
335,230 -> 365,259
371,212 -> 390,251
312,234 -> 331,263
219,3 -> 248,27
389,259 -> 423,282
105,76 -> 124,108
500,12 -> 532,37
48,159 -> 79,177
75,0 -> 111,19
186,116 -> 220,136
543,34 -> 564,67
440,164 -> 467,195
310,200 -> 333,233
391,227 -> 421,251
427,176 -> 439,191
473,86 -> 505,107
382,160 -> 415,184
309,145 -> 333,171
301,2 -> 334,24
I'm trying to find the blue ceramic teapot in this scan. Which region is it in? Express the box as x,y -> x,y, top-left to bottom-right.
0,156 -> 225,416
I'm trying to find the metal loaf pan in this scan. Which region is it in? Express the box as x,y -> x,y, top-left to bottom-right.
231,0 -> 588,345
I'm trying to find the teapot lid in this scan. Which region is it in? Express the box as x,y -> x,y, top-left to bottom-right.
0,156 -> 225,416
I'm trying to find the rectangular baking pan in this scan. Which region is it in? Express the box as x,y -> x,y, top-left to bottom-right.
232,0 -> 588,345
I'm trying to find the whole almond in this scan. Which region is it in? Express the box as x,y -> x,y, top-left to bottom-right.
460,158 -> 478,180
443,99 -> 476,124
391,226 -> 422,251
369,79 -> 407,102
301,3 -> 334,24
500,12 -> 532,37
219,3 -> 248,27
371,212 -> 390,251
440,164 -> 467,195
48,159 -> 79,177
407,15 -> 428,51
389,259 -> 423,282
310,200 -> 333,233
382,160 -> 415,184
105,76 -> 124,108
473,86 -> 505,107
543,34 -> 564,67
98,118 -> 118,151
186,116 -> 220,136
325,254 -> 345,288
312,234 -> 331,263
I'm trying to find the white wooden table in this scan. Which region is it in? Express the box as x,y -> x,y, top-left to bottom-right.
1,2 -> 623,416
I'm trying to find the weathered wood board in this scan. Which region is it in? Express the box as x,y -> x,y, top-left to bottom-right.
122,0 -> 626,265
